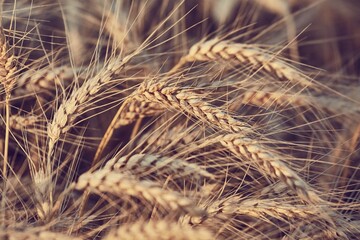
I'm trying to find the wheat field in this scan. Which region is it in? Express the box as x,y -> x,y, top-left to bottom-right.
1,0 -> 360,239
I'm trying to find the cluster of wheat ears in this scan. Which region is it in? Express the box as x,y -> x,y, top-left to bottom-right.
0,0 -> 360,239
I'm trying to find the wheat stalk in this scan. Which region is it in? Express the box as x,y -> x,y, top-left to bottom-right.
41,54 -> 135,219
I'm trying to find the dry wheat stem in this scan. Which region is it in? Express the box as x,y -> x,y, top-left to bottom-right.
93,98 -> 130,164
104,153 -> 214,179
103,220 -> 213,240
169,39 -> 315,88
75,168 -> 206,217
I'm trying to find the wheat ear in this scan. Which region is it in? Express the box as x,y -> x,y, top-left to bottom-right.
47,56 -> 131,156
94,80 -> 252,162
238,86 -> 360,118
237,85 -> 309,108
2,114 -> 39,130
15,66 -> 79,97
170,39 -> 315,88
184,196 -> 320,225
0,27 -> 17,179
236,198 -> 348,239
105,153 -> 214,179
103,220 -> 213,240
134,81 -> 252,133
75,168 -> 206,217
1,230 -> 83,240
41,55 -> 133,221
212,133 -> 321,203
